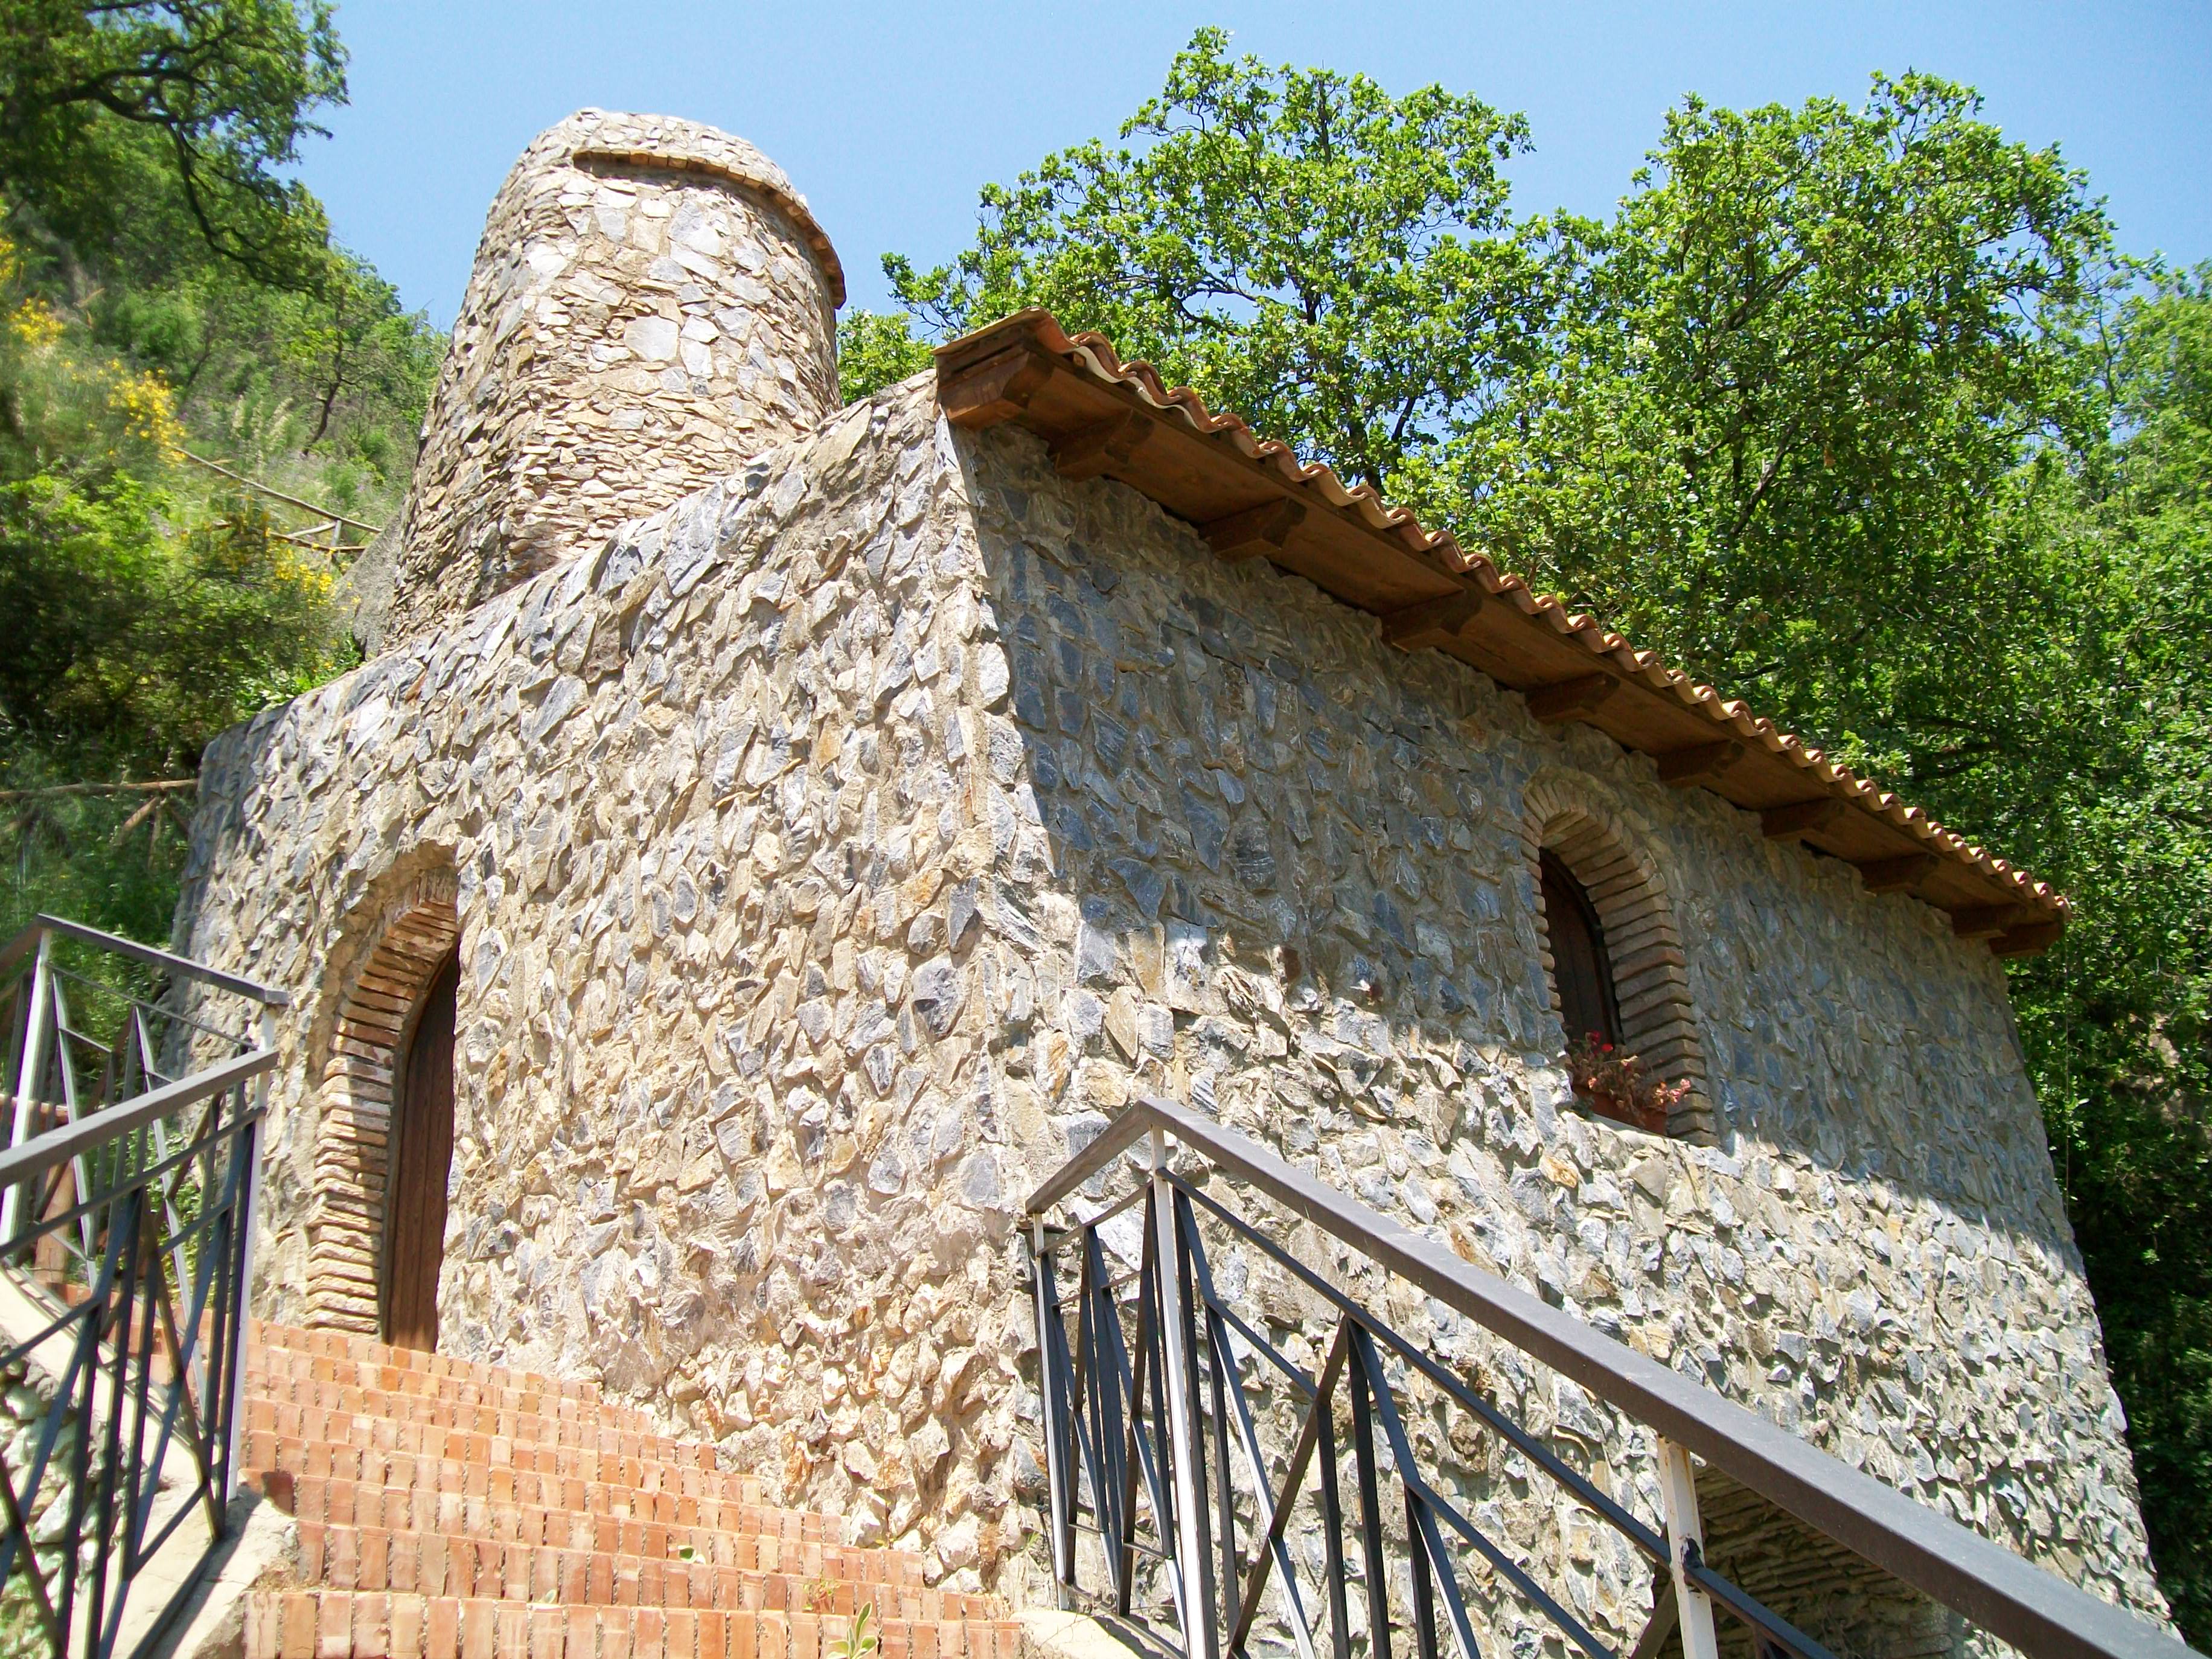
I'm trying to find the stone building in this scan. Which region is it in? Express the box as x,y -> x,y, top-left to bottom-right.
173,113 -> 2168,1646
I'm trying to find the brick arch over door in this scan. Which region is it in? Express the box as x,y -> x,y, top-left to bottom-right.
306,871 -> 460,1332
1521,778 -> 1716,1142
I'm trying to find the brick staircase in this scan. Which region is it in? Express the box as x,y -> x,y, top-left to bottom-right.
237,1321 -> 1021,1659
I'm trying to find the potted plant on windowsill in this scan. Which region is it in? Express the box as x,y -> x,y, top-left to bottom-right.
1562,1033 -> 1689,1135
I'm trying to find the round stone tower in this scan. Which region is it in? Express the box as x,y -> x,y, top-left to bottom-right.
376,110 -> 844,652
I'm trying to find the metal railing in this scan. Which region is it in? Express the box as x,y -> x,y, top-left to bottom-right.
1025,1098 -> 2196,1659
0,915 -> 284,1659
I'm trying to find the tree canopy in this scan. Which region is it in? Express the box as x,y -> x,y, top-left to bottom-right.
882,27 -> 1550,494
846,33 -> 2211,1639
0,0 -> 345,287
1450,75 -> 2113,755
0,0 -> 440,945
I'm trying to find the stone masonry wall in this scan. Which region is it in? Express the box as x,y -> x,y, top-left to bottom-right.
176,376 -> 2165,1635
379,110 -> 842,653
182,380 -> 1036,1589
950,420 -> 2166,1641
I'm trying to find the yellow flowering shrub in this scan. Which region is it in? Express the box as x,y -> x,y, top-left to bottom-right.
106,366 -> 186,459
9,298 -> 63,349
272,545 -> 336,602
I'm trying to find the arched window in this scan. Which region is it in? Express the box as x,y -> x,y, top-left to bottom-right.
1523,781 -> 1715,1142
1539,850 -> 1621,1050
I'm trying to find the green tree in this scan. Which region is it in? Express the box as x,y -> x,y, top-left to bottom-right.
0,0 -> 345,288
1449,75 -> 2115,777
4,94 -> 438,502
0,473 -> 339,765
2009,269 -> 2212,1640
837,308 -> 931,406
871,25 -> 1552,492
0,3 -> 436,947
138,242 -> 442,495
0,234 -> 347,935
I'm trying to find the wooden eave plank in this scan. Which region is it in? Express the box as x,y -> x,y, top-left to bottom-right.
1587,688 -> 1748,765
933,318 -> 2064,948
1433,599 -> 1613,691
973,350 -> 1463,615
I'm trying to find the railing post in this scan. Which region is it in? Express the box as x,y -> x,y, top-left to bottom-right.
1657,1438 -> 1721,1659
222,1101 -> 264,1507
1152,1128 -> 1218,1659
220,1003 -> 277,1507
1031,1216 -> 1072,1605
1,929 -> 53,1236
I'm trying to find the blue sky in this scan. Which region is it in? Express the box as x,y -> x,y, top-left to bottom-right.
302,1 -> 2212,331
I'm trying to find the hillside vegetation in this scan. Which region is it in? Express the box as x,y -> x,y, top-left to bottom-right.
0,0 -> 442,944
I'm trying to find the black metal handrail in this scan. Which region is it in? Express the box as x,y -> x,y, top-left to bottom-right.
0,918 -> 287,1012
1,915 -> 282,1264
1025,1098 -> 2196,1659
0,916 -> 280,1658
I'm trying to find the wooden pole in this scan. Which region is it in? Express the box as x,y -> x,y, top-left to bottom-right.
1658,1438 -> 1722,1659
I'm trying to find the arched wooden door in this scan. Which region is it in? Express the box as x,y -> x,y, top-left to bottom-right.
382,949 -> 458,1351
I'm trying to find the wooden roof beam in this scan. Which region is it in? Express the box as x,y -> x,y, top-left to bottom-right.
1951,906 -> 2022,942
1762,798 -> 1849,843
1658,741 -> 1747,789
1380,589 -> 1486,651
1991,919 -> 2065,958
1203,497 -> 1306,564
941,344 -> 1055,428
1527,674 -> 1619,726
1855,853 -> 1938,895
1051,410 -> 1153,481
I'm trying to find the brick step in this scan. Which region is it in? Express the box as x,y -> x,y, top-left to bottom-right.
250,1322 -> 624,1417
243,1415 -> 754,1510
243,1382 -> 718,1472
232,1327 -> 1014,1659
245,1442 -> 775,1546
242,1593 -> 1023,1659
292,1519 -> 999,1620
267,1472 -> 924,1590
248,1342 -> 657,1436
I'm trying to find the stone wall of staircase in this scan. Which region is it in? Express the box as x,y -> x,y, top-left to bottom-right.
179,380 -> 1044,1596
